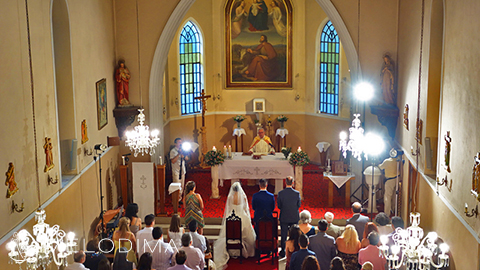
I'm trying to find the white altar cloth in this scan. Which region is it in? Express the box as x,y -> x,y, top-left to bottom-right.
214,152 -> 294,194
275,128 -> 289,138
323,172 -> 355,188
132,162 -> 155,220
232,128 -> 246,137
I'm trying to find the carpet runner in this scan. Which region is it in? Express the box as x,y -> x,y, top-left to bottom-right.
160,164 -> 352,220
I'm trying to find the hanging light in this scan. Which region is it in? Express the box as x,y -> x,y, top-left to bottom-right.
379,212 -> 449,269
339,113 -> 365,160
7,210 -> 77,269
125,109 -> 160,157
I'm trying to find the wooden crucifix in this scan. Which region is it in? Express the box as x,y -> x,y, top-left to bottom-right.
194,89 -> 212,167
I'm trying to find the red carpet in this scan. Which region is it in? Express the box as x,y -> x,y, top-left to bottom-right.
161,164 -> 352,220
223,256 -> 278,270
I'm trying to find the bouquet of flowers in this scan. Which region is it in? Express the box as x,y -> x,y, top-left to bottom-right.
233,115 -> 245,122
277,115 -> 289,122
281,147 -> 292,159
289,150 -> 310,166
204,150 -> 225,166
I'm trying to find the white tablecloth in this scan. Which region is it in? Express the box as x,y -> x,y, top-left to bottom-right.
323,172 -> 355,188
276,128 -> 289,138
218,153 -> 293,179
232,128 -> 246,137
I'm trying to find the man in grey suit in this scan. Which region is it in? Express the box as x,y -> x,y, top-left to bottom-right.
277,176 -> 301,258
324,211 -> 344,239
346,202 -> 369,240
308,219 -> 336,270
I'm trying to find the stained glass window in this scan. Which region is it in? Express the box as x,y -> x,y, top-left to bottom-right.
319,21 -> 340,115
179,21 -> 203,115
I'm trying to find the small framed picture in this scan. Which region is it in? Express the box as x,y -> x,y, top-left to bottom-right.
253,98 -> 265,112
96,78 -> 108,130
332,160 -> 347,176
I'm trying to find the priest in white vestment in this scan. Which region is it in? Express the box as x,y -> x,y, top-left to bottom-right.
248,128 -> 275,155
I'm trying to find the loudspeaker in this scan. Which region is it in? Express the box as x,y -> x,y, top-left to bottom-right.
425,137 -> 433,170
69,139 -> 77,171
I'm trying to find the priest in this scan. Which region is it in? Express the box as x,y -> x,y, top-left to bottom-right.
248,128 -> 275,154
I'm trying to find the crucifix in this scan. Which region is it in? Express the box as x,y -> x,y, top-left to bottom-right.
194,89 -> 212,167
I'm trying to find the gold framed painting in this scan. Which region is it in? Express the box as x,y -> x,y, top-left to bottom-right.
96,78 -> 108,130
225,0 -> 292,89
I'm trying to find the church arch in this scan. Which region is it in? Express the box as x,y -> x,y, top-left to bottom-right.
148,0 -> 359,160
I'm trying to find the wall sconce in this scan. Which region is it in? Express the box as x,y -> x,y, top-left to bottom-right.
294,94 -> 300,101
213,94 -> 221,101
175,97 -> 179,105
436,175 -> 451,191
11,199 -> 24,213
84,147 -> 93,156
411,146 -> 420,156
48,173 -> 59,185
465,203 -> 478,218
163,106 -> 166,115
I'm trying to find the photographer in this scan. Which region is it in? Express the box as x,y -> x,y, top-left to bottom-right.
170,138 -> 189,203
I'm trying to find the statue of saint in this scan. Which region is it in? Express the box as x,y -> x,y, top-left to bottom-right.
381,54 -> 396,105
44,137 -> 54,172
5,163 -> 18,198
115,60 -> 131,106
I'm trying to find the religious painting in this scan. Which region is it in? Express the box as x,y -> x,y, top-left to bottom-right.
253,98 -> 265,112
96,78 -> 108,130
225,0 -> 292,89
332,160 -> 347,176
81,119 -> 89,144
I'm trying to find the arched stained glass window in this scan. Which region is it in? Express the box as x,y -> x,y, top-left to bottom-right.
179,21 -> 203,115
319,21 -> 340,115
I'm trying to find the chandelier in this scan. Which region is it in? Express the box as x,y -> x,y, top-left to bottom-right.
7,210 -> 77,270
339,113 -> 365,160
379,212 -> 449,270
125,108 -> 160,157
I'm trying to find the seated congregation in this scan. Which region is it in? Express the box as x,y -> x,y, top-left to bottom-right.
71,177 -> 402,270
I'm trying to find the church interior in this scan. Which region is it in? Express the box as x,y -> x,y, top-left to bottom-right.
1,0 -> 480,269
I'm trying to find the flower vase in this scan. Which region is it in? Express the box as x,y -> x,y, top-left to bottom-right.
280,121 -> 285,129
295,165 -> 303,200
237,122 -> 241,129
211,165 -> 220,199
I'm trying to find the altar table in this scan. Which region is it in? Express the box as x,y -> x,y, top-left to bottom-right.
323,172 -> 355,208
214,152 -> 294,194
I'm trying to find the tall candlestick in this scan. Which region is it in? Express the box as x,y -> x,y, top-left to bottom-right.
228,145 -> 232,157
224,145 -> 228,157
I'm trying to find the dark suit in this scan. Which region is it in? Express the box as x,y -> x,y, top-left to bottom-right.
252,189 -> 275,222
346,213 -> 369,240
308,232 -> 336,270
290,248 -> 316,270
277,187 -> 301,256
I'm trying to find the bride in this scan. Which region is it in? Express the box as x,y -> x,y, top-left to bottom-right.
214,182 -> 256,269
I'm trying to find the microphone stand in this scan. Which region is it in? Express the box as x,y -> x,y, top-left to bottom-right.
94,150 -> 106,239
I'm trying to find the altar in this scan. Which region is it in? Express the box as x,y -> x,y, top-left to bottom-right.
212,152 -> 294,195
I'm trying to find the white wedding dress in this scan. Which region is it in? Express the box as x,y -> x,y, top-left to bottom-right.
214,182 -> 256,269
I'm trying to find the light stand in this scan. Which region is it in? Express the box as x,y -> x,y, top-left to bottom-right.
179,142 -> 192,177
364,133 -> 384,220
93,144 -> 107,239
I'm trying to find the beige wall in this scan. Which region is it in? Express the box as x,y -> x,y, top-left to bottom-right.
0,0 -> 117,246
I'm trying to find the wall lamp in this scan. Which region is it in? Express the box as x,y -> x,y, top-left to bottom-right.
48,173 -> 59,185
465,203 -> 478,218
11,199 -> 24,213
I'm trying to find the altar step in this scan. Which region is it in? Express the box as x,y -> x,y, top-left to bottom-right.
154,216 -> 347,243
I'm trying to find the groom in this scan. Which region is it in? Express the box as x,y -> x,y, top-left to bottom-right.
252,179 -> 275,228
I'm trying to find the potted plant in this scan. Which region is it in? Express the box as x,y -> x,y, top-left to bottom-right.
233,115 -> 245,128
277,115 -> 289,128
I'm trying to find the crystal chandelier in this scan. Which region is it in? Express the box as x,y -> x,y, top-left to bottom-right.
339,113 -> 365,160
379,212 -> 449,270
7,210 -> 77,270
125,109 -> 160,157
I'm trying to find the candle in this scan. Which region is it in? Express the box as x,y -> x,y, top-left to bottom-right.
228,145 -> 232,156
328,159 -> 331,167
465,203 -> 468,213
224,145 -> 228,157
212,146 -> 217,151
297,146 -> 302,152
122,156 -> 126,166
159,156 -> 163,165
